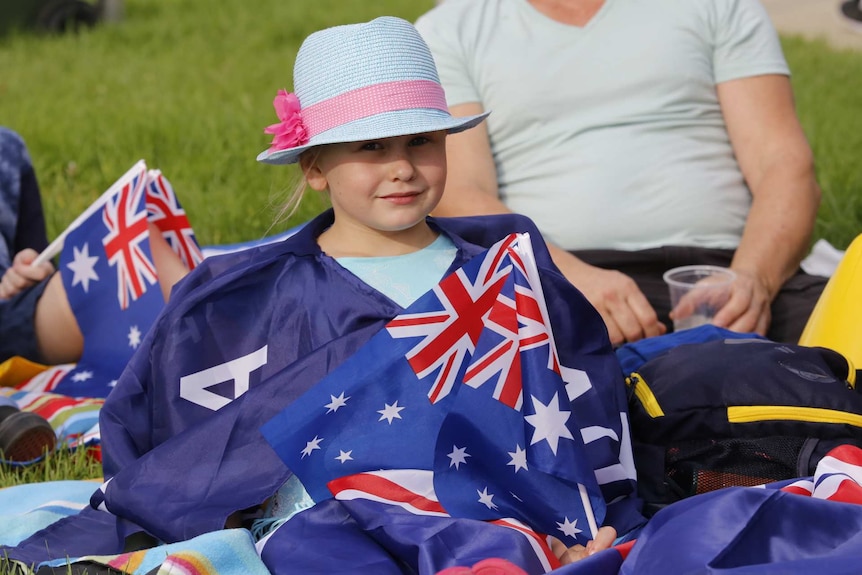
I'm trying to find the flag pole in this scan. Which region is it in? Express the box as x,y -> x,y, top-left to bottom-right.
31,160 -> 147,268
578,483 -> 599,539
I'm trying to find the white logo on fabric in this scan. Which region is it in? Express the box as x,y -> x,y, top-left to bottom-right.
179,345 -> 268,411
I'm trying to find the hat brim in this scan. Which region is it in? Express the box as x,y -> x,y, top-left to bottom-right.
256,108 -> 490,165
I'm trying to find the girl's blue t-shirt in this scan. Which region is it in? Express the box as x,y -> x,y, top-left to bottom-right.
336,233 -> 458,308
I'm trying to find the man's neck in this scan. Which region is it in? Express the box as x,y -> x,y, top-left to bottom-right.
527,0 -> 606,27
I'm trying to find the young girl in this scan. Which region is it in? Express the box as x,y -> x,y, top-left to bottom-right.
11,16 -> 642,574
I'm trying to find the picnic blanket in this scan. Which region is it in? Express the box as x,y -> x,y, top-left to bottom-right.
0,481 -> 267,575
4,444 -> 862,574
0,375 -> 103,465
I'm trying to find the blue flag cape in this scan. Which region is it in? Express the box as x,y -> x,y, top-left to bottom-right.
4,210 -> 642,567
261,232 -> 631,548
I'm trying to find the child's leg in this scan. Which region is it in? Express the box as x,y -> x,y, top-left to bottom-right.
149,222 -> 191,302
33,271 -> 82,365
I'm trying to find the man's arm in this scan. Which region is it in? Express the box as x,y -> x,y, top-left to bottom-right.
438,103 -> 665,345
710,74 -> 821,335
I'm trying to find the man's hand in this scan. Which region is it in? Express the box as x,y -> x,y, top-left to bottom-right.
0,248 -> 55,299
710,268 -> 772,336
550,245 -> 666,345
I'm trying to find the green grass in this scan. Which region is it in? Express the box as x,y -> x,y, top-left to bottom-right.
1,0 -> 859,250
0,0 -> 437,245
0,447 -> 102,487
781,36 -> 862,249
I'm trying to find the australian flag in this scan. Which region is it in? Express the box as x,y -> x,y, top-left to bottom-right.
53,162 -> 201,398
262,233 -> 609,551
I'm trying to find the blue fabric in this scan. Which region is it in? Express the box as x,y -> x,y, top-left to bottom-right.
620,485 -> 862,574
614,324 -> 764,375
0,275 -> 51,363
0,127 -> 48,274
262,232 -> 638,548
53,167 -> 165,397
95,210 -> 640,543
258,498 -> 553,574
0,480 -> 95,546
3,210 -> 642,567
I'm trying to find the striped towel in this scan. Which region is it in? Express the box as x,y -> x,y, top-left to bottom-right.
0,382 -> 102,463
0,480 -> 97,546
0,480 -> 270,574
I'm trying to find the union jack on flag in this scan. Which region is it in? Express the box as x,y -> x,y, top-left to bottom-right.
101,168 -> 156,310
387,233 -> 559,410
146,170 -> 203,270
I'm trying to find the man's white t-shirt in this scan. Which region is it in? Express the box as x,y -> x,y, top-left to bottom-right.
416,0 -> 790,251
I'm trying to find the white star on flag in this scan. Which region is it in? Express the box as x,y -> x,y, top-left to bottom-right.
477,487 -> 498,510
377,401 -> 404,424
556,517 -> 583,538
301,436 -> 323,458
335,450 -> 353,463
71,370 -> 93,382
448,445 -> 471,470
66,243 -> 100,293
507,444 -> 528,473
128,325 -> 142,349
325,392 -> 350,413
524,392 -> 574,455
108,380 -> 119,388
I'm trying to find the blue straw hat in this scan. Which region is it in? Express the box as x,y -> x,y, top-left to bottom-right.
256,16 -> 489,165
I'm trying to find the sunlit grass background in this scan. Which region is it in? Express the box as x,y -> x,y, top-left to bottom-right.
1,0 -> 861,250
0,0 -> 438,247
0,0 -> 861,492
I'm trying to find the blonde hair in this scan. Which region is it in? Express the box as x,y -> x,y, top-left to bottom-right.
269,148 -> 322,231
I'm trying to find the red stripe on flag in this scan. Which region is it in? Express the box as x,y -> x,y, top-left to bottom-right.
328,473 -> 447,515
491,518 -> 559,570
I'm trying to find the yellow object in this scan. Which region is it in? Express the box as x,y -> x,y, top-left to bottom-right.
728,405 -> 862,427
0,356 -> 50,388
799,233 -> 862,368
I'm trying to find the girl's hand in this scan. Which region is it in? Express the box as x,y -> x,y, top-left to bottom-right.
551,526 -> 617,565
0,249 -> 55,299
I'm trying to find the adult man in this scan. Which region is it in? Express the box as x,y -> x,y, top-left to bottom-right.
416,0 -> 826,344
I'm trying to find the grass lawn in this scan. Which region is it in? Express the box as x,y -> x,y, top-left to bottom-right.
1,0 -> 860,250
0,446 -> 102,487
0,0 -> 438,246
0,1 -> 860,494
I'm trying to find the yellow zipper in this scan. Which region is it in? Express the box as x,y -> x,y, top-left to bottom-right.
728,405 -> 862,427
628,372 -> 665,418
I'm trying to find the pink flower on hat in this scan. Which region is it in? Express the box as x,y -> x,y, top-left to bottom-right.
264,90 -> 308,151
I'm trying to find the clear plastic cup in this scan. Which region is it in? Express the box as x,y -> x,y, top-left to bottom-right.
663,265 -> 736,331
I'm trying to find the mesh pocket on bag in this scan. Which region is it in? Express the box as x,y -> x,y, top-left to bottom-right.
666,436 -> 805,496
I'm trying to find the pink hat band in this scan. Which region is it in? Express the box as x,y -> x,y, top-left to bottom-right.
264,80 -> 448,154
304,80 -> 447,138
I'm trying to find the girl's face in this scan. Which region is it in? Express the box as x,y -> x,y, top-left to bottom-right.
304,131 -> 447,252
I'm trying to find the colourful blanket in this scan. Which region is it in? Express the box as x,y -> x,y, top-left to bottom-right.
4,443 -> 862,573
